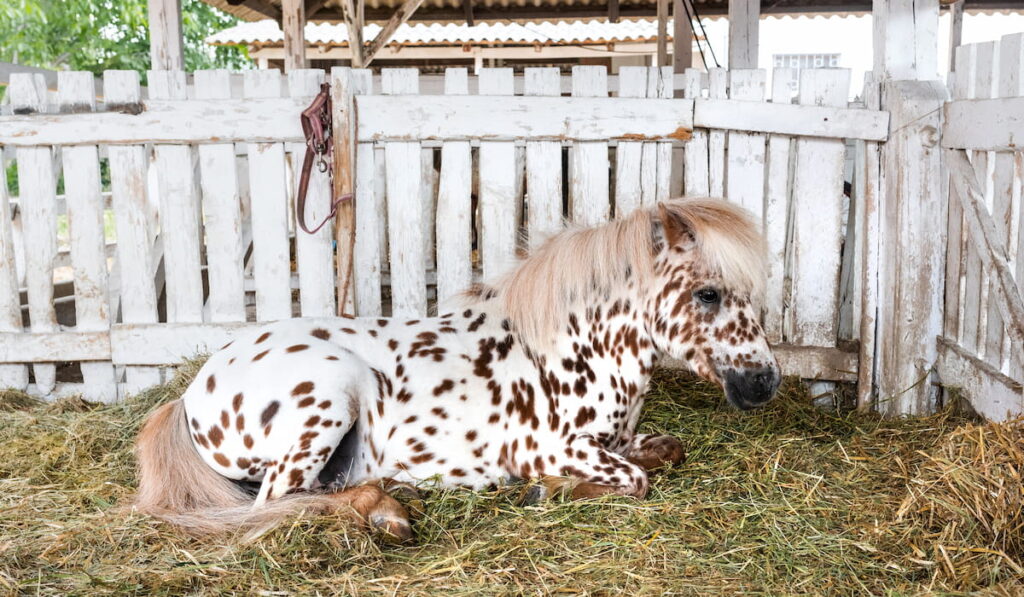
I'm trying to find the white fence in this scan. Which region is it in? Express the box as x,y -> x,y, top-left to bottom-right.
938,35 -> 1024,420
0,64 -> 889,402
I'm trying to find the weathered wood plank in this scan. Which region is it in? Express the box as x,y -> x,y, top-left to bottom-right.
763,67 -> 797,344
524,67 -> 564,247
10,73 -> 58,393
478,68 -> 518,279
436,68 -> 473,305
290,69 -> 336,316
0,97 -> 312,146
681,68 -> 709,196
0,331 -> 110,362
355,95 -> 694,143
937,337 -> 1022,421
244,70 -> 292,321
570,66 -> 610,226
382,69 -> 426,316
650,66 -> 674,203
150,70 -> 204,324
615,67 -> 647,217
724,69 -> 767,218
788,69 -> 851,346
694,99 -> 889,141
0,117 -> 28,388
942,97 -> 1024,152
195,70 -> 246,324
349,69 -> 382,317
855,73 -> 882,410
58,71 -> 117,402
707,68 -> 727,197
955,44 -> 984,357
104,70 -> 161,393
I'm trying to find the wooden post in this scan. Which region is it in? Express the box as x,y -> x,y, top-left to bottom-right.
871,0 -> 946,414
148,0 -> 184,71
673,0 -> 693,73
948,0 -> 964,72
657,0 -> 669,68
728,0 -> 759,69
340,0 -> 365,68
283,0 -> 308,71
873,0 -> 939,81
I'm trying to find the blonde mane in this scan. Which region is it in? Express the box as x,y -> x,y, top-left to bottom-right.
483,197 -> 767,349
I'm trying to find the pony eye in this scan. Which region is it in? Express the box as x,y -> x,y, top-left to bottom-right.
696,288 -> 720,304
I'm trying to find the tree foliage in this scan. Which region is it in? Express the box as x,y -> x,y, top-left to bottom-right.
0,0 -> 250,76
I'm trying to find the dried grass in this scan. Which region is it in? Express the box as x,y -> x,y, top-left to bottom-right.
0,360 -> 1021,595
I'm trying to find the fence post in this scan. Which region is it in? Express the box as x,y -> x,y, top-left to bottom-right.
874,80 -> 949,415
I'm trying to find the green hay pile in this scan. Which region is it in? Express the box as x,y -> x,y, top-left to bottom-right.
1,361 -> 1022,595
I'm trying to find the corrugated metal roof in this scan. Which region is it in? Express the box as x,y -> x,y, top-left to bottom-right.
207,18 -> 666,46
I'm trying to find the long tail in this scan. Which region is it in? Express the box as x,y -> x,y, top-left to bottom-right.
133,400 -> 340,539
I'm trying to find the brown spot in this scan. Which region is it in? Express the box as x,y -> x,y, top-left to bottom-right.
237,457 -> 251,469
260,401 -> 280,427
424,426 -> 437,435
305,415 -> 321,427
292,381 -> 315,396
341,328 -> 357,334
236,414 -> 245,432
288,469 -> 305,488
206,375 -> 216,393
256,332 -> 272,343
318,401 -> 332,410
232,392 -> 244,412
194,434 -> 209,449
310,328 -> 331,340
243,434 -> 254,449
219,410 -> 229,428
432,379 -> 455,396
286,344 -> 310,353
297,397 -> 315,408
326,355 -> 339,361
450,468 -> 466,477
208,426 -> 224,448
466,430 -> 477,441
253,349 -> 271,361
213,453 -> 231,467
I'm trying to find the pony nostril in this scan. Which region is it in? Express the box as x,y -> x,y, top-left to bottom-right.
754,371 -> 771,389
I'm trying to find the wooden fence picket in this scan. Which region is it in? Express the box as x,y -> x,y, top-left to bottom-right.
763,68 -> 797,343
382,69 -> 426,316
0,110 -> 28,390
651,66 -> 674,203
478,68 -> 517,279
289,69 -> 337,317
725,69 -> 767,218
195,70 -> 246,324
707,68 -> 728,197
58,72 -> 117,401
524,67 -> 564,245
435,68 -> 473,306
615,67 -> 648,217
105,70 -> 161,393
243,70 -> 292,321
681,68 -> 709,196
9,73 -> 58,394
350,68 -> 382,317
787,68 -> 851,346
570,66 -> 610,225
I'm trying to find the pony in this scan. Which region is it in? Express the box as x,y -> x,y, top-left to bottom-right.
133,197 -> 781,542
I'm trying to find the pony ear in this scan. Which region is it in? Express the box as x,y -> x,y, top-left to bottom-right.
656,203 -> 691,248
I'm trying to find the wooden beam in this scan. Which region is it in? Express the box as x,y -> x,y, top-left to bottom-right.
306,0 -> 329,19
948,0 -> 964,72
937,337 -> 1022,421
608,0 -> 619,23
872,0 -> 939,80
673,0 -> 693,73
463,0 -> 475,27
656,0 -> 669,67
728,0 -> 759,68
363,0 -> 428,66
148,0 -> 184,71
282,0 -> 308,71
339,0 -> 364,67
228,0 -> 282,21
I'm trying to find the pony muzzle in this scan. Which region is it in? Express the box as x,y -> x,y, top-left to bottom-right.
722,366 -> 781,410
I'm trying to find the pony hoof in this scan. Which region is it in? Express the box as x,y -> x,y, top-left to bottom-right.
518,483 -> 548,506
369,514 -> 413,544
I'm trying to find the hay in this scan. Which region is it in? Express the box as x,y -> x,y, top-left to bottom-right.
1,362 -> 1022,595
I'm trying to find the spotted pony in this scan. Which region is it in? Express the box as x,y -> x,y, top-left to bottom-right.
134,197 -> 781,541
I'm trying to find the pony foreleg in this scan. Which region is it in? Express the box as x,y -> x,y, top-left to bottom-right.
624,433 -> 686,471
523,435 -> 650,503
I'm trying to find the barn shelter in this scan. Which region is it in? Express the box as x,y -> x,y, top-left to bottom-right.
205,18 -> 700,71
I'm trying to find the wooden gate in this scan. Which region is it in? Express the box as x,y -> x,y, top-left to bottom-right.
938,35 -> 1024,421
0,65 -> 888,401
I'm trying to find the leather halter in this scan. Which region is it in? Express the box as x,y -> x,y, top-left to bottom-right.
296,82 -> 351,235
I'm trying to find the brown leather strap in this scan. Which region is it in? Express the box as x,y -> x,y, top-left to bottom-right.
296,82 -> 351,235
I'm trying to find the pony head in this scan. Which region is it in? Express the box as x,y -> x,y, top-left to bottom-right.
495,197 -> 780,410
645,199 -> 780,409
